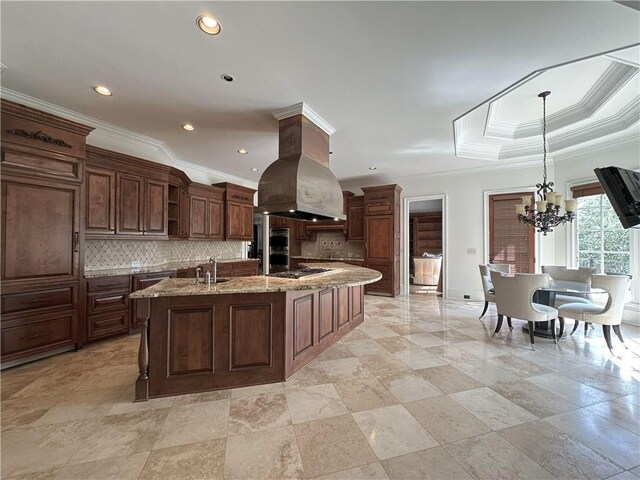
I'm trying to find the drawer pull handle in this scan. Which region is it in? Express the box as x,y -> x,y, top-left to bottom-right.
21,297 -> 54,304
95,296 -> 124,304
369,196 -> 388,200
25,332 -> 51,340
74,232 -> 79,252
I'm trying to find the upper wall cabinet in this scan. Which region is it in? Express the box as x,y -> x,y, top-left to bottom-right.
214,183 -> 256,241
188,183 -> 224,240
346,195 -> 365,241
86,166 -> 116,235
86,147 -> 170,240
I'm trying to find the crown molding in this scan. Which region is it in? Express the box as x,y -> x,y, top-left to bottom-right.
485,61 -> 638,140
272,102 -> 336,135
0,87 -> 258,189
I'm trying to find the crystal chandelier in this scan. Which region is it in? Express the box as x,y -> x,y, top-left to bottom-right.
516,91 -> 576,236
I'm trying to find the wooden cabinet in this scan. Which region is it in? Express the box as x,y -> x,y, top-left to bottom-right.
85,166 -> 116,235
116,173 -> 144,235
144,179 -> 168,236
346,195 -> 365,241
214,183 -> 256,241
363,184 -> 401,297
85,275 -> 130,342
189,184 -> 224,240
1,99 -> 93,362
179,188 -> 190,238
130,271 -> 176,330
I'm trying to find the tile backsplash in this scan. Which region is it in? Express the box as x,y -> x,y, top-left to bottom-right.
301,232 -> 364,259
85,240 -> 244,271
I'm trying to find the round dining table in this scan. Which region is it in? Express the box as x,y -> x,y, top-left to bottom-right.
525,280 -> 607,338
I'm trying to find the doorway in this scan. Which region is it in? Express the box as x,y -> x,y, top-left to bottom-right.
487,192 -> 535,273
403,195 -> 447,296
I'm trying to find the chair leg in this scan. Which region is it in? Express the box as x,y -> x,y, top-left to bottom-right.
584,322 -> 589,336
602,325 -> 614,354
570,320 -> 579,335
550,319 -> 557,344
612,325 -> 628,349
479,301 -> 489,319
506,317 -> 513,331
493,314 -> 504,337
527,321 -> 535,350
558,317 -> 565,339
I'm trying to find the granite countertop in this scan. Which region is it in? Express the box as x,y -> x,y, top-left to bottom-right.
129,262 -> 381,298
291,256 -> 364,262
84,258 -> 259,278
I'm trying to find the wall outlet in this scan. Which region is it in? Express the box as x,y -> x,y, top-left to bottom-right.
466,248 -> 476,255
463,294 -> 471,299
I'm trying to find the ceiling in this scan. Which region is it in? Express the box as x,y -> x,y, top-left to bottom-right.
454,45 -> 639,162
1,1 -> 639,184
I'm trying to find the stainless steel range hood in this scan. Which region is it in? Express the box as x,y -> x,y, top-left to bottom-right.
257,104 -> 346,222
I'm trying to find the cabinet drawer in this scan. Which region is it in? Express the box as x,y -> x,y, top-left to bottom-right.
2,285 -> 77,316
87,275 -> 130,292
87,311 -> 129,341
87,290 -> 129,315
1,312 -> 75,358
132,271 -> 176,291
365,203 -> 393,215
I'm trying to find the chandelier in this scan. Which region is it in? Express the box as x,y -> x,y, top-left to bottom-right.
516,91 -> 576,235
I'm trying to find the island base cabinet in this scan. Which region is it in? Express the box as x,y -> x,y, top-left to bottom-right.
144,293 -> 286,400
136,285 -> 365,401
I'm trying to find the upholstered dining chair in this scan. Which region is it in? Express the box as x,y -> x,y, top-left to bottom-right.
541,265 -> 596,307
490,270 -> 558,349
558,274 -> 631,352
478,264 -> 511,319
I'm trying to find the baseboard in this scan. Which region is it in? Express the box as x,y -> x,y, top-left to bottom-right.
447,288 -> 484,302
623,303 -> 640,326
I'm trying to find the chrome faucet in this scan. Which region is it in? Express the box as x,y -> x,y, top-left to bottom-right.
210,258 -> 217,284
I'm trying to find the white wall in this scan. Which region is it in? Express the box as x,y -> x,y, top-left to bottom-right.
341,137 -> 640,306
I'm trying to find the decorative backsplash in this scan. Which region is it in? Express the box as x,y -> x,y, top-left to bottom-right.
85,240 -> 244,271
301,232 -> 364,259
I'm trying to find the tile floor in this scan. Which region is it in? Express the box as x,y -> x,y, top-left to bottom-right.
2,294 -> 639,479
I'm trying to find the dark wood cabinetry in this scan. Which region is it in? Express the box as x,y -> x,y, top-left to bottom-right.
86,147 -> 170,240
85,275 -> 130,342
347,195 -> 365,241
363,184 -> 401,297
1,99 -> 93,362
86,167 -> 116,235
188,184 -> 224,240
214,183 -> 256,241
410,212 -> 442,256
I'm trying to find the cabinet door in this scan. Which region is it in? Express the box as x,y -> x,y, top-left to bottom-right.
116,173 -> 144,235
227,202 -> 244,239
347,204 -> 365,241
144,179 -> 168,236
179,188 -> 190,238
208,198 -> 224,240
242,204 -> 254,240
294,220 -> 309,241
2,178 -> 80,282
86,167 -> 115,235
365,215 -> 394,262
190,195 -> 208,238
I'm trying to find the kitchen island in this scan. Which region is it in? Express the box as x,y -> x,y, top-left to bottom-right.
129,262 -> 381,401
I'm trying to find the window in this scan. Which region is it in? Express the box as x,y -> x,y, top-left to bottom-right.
575,193 -> 630,275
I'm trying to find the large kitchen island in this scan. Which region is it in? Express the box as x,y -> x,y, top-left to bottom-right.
129,262 -> 381,401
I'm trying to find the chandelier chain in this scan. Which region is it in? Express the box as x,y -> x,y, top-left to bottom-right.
542,93 -> 547,184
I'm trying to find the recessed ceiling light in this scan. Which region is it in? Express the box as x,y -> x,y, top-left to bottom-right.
221,74 -> 234,82
251,168 -> 259,172
238,149 -> 248,154
263,211 -> 269,215
369,166 -> 378,171
288,209 -> 296,213
334,218 -> 339,221
312,218 -> 318,222
196,15 -> 221,35
182,124 -> 195,131
93,85 -> 112,96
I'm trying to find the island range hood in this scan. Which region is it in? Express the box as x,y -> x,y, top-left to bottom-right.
257,103 -> 346,222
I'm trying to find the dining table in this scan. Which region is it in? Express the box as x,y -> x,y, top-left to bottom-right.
526,280 -> 607,339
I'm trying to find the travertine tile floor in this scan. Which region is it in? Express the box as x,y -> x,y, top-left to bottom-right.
2,295 -> 639,479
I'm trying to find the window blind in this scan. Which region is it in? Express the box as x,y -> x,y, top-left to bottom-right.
489,193 -> 535,273
570,182 -> 604,199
